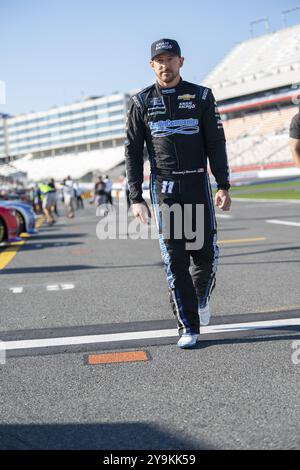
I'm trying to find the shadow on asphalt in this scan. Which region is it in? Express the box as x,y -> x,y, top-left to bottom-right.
92,263 -> 164,270
0,423 -> 210,450
196,333 -> 300,350
221,260 -> 300,265
0,262 -> 163,275
32,233 -> 87,240
0,265 -> 97,274
17,242 -> 83,251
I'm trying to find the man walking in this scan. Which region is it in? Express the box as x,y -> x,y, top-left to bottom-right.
125,39 -> 231,349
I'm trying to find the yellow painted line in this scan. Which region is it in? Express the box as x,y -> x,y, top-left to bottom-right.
0,241 -> 25,271
219,237 -> 266,245
35,217 -> 45,229
0,216 -> 45,271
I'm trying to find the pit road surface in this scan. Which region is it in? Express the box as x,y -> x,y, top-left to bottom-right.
0,199 -> 299,450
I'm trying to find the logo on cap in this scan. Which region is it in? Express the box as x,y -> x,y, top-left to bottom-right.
156,41 -> 173,50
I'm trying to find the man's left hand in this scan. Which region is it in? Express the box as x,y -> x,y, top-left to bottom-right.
215,189 -> 231,211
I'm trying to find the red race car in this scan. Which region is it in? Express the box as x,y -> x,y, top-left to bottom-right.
0,206 -> 20,244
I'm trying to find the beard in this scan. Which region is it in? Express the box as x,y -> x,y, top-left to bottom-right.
159,70 -> 178,83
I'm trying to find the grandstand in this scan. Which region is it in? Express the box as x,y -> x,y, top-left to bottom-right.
7,146 -> 125,182
0,93 -> 128,182
203,23 -> 300,179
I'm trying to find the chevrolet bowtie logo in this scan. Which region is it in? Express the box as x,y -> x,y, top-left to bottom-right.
178,94 -> 196,100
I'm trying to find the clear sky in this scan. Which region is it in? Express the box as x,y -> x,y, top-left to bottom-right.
1,0 -> 299,115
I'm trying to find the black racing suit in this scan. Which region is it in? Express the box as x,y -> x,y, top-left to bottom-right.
125,78 -> 230,335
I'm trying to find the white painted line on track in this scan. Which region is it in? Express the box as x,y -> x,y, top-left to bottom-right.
266,219 -> 300,227
46,284 -> 75,291
207,318 -> 300,332
9,287 -> 23,294
3,318 -> 300,351
3,282 -> 76,293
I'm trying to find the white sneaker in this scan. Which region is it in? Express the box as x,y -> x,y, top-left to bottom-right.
199,303 -> 211,326
177,333 -> 198,349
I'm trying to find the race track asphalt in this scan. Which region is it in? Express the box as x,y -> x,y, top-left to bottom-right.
0,198 -> 299,450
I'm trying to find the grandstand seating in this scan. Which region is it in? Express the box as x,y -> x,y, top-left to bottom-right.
12,146 -> 125,181
223,106 -> 298,169
204,23 -> 300,101
223,106 -> 297,139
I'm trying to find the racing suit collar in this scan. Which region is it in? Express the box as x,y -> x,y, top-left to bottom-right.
155,77 -> 184,95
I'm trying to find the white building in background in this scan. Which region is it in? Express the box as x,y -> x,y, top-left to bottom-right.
1,93 -> 129,159
0,93 -> 130,180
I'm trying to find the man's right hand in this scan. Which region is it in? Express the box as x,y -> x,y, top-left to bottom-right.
132,202 -> 152,224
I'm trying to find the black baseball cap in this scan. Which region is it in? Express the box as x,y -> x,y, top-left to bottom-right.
151,38 -> 181,60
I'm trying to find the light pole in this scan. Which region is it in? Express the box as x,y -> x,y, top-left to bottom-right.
250,17 -> 270,38
282,6 -> 300,27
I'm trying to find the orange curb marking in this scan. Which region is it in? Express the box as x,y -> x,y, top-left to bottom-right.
87,350 -> 149,365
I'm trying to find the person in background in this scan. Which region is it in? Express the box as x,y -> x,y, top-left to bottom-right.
28,186 -> 35,209
49,178 -> 59,216
90,176 -> 108,215
0,189 -> 8,200
32,184 -> 42,214
39,180 -> 57,225
103,174 -> 114,209
73,181 -> 84,209
95,176 -> 106,205
61,178 -> 75,218
290,109 -> 300,169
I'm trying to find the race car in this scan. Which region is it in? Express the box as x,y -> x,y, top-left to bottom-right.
0,201 -> 37,235
0,206 -> 20,244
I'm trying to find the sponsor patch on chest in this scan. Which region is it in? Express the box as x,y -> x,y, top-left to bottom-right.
178,101 -> 196,109
147,97 -> 166,116
148,97 -> 164,107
